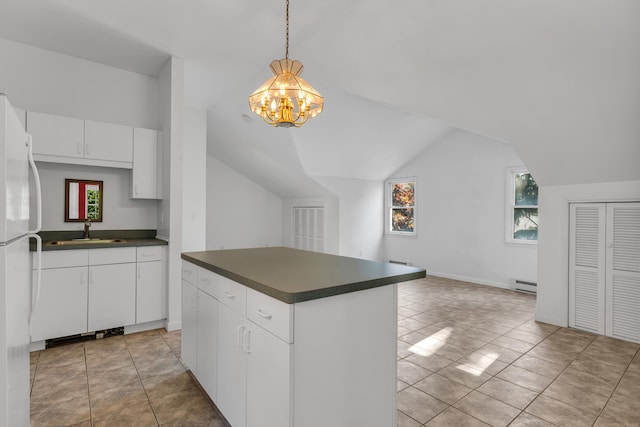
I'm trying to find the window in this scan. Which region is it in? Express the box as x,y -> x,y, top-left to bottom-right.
506,168 -> 538,243
386,178 -> 416,235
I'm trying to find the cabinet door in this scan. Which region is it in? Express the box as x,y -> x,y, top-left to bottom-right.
246,323 -> 292,427
88,263 -> 136,331
217,303 -> 248,427
84,120 -> 133,163
31,267 -> 88,341
136,261 -> 164,324
132,128 -> 160,199
181,280 -> 198,371
197,290 -> 218,400
27,111 -> 84,158
569,203 -> 606,334
605,202 -> 640,343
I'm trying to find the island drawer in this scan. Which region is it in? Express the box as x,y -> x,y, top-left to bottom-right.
247,288 -> 293,343
197,267 -> 218,298
182,260 -> 197,285
216,274 -> 246,315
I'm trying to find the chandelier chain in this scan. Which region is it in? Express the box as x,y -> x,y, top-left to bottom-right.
285,0 -> 289,60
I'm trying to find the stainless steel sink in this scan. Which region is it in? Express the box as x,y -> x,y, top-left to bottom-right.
47,238 -> 127,246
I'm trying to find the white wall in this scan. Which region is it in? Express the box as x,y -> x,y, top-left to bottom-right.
0,37 -> 158,129
182,107 -> 207,252
207,155 -> 282,250
0,37 -> 162,234
384,130 -> 537,288
310,177 -> 383,260
32,162 -> 157,231
536,180 -> 640,327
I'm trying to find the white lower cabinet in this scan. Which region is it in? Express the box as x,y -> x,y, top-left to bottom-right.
246,320 -> 291,427
216,303 -> 249,427
32,246 -> 167,343
196,290 -> 218,400
31,266 -> 88,341
136,246 -> 167,324
88,263 -> 136,331
181,269 -> 219,401
181,260 -> 396,427
181,280 -> 198,371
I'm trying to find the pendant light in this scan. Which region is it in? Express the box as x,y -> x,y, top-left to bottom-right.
248,0 -> 324,128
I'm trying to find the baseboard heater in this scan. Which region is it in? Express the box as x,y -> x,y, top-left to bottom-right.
388,260 -> 412,266
513,279 -> 537,294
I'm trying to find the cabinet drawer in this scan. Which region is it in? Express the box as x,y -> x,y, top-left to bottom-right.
182,260 -> 198,285
197,267 -> 218,298
216,275 -> 246,316
247,288 -> 293,343
137,246 -> 163,262
35,250 -> 88,269
89,247 -> 136,265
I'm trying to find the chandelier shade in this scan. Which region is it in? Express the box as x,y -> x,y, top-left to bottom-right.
248,0 -> 323,128
248,59 -> 324,128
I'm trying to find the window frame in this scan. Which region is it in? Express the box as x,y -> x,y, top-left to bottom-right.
505,167 -> 538,245
385,177 -> 417,236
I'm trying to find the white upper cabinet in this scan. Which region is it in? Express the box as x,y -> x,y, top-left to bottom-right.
26,110 -> 155,170
84,120 -> 133,163
27,111 -> 85,159
132,127 -> 162,199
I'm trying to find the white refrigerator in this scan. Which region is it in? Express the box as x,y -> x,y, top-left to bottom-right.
0,94 -> 42,427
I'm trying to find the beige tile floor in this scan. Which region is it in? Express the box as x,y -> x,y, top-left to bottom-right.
30,276 -> 640,426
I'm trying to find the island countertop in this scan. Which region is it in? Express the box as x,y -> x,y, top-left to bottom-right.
181,247 -> 426,304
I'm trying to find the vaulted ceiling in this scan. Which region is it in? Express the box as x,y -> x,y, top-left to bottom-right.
1,0 -> 638,196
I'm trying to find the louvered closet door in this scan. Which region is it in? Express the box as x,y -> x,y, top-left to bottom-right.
569,203 -> 606,334
605,203 -> 640,343
293,207 -> 325,253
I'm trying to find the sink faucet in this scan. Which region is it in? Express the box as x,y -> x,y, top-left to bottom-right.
83,220 -> 91,239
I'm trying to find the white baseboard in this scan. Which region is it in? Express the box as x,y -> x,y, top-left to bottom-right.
124,319 -> 166,335
165,319 -> 181,332
534,313 -> 567,328
30,340 -> 45,352
427,271 -> 512,290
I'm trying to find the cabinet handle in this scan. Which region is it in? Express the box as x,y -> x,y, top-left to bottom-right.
243,329 -> 252,353
138,265 -> 141,279
191,293 -> 198,310
255,309 -> 272,320
85,143 -> 90,155
237,325 -> 245,348
80,271 -> 85,284
224,292 -> 235,300
134,184 -> 138,195
89,270 -> 94,284
200,278 -> 210,284
77,143 -> 83,154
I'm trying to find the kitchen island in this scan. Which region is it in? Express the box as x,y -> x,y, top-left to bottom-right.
181,247 -> 425,427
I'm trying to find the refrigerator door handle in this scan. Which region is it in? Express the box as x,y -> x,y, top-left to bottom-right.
26,134 -> 42,234
27,233 -> 42,337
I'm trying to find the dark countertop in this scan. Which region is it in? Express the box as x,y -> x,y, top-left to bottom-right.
31,229 -> 168,251
182,247 -> 426,304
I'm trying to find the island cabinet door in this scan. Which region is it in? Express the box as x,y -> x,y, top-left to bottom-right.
196,290 -> 218,401
181,280 -> 198,371
217,303 -> 248,427
246,322 -> 292,427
